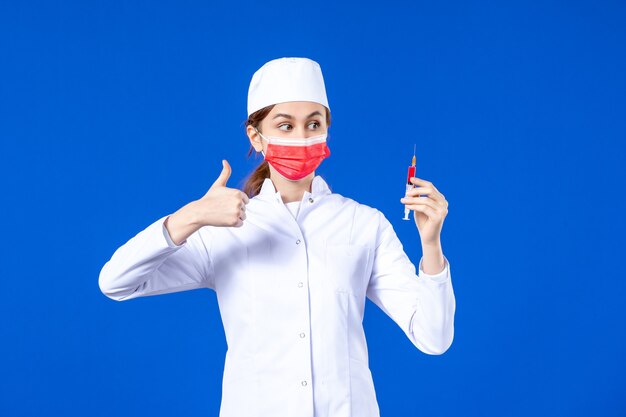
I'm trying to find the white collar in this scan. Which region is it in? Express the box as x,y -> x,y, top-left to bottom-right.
258,175 -> 332,204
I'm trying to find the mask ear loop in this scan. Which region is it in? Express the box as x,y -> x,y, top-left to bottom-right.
253,127 -> 267,158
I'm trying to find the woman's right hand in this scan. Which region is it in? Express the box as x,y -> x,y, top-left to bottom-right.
165,160 -> 250,245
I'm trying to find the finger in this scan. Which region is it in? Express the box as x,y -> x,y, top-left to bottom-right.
406,183 -> 446,206
209,159 -> 232,190
402,197 -> 448,218
406,204 -> 440,220
405,186 -> 434,197
410,189 -> 446,207
241,191 -> 250,204
400,196 -> 439,210
409,177 -> 430,186
410,177 -> 442,194
426,182 -> 446,202
409,177 -> 441,194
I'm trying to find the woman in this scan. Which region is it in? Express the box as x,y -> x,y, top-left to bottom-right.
99,57 -> 455,417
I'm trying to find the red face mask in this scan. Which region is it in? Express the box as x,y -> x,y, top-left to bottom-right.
256,130 -> 331,181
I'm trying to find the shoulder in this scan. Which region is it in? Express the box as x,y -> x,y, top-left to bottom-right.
326,190 -> 384,223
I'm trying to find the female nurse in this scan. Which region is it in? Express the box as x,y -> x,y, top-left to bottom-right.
99,57 -> 456,417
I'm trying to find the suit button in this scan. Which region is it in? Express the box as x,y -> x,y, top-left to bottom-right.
298,282 -> 304,288
308,197 -> 314,203
301,380 -> 308,386
296,239 -> 301,245
300,332 -> 306,338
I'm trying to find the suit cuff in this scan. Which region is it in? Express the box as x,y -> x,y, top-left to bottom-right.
418,255 -> 450,283
162,215 -> 186,248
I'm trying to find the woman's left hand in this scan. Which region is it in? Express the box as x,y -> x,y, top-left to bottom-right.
400,177 -> 449,245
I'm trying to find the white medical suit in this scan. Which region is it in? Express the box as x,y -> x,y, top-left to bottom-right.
99,175 -> 456,417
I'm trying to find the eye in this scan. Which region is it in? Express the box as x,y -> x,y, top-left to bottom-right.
308,121 -> 321,129
278,124 -> 293,131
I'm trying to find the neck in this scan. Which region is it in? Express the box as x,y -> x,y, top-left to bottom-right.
269,167 -> 314,203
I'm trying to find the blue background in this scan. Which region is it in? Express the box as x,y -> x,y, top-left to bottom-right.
1,0 -> 624,416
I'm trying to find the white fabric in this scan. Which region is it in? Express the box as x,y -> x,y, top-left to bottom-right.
247,57 -> 330,116
257,131 -> 328,147
285,201 -> 301,219
99,175 -> 456,417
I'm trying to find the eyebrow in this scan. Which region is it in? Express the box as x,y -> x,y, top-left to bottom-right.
272,111 -> 324,120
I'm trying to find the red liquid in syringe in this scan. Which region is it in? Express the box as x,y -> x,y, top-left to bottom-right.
406,165 -> 416,184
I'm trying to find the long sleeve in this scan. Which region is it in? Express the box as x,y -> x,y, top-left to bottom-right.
365,211 -> 456,355
98,215 -> 214,301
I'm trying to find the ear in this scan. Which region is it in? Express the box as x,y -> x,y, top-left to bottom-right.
246,125 -> 264,152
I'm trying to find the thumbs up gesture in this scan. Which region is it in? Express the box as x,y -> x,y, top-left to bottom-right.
197,159 -> 250,228
164,160 -> 250,246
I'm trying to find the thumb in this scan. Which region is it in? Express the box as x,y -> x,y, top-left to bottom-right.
209,159 -> 232,190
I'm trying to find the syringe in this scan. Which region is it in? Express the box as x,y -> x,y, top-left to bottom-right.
403,144 -> 417,221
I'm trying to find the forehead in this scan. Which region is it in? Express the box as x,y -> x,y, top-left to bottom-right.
268,101 -> 326,119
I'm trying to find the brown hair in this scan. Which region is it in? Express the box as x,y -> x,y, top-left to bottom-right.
242,104 -> 332,197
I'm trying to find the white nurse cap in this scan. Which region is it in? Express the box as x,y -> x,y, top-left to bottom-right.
247,57 -> 330,117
